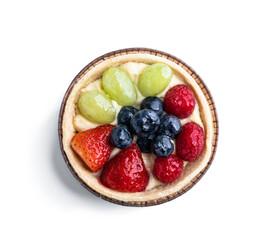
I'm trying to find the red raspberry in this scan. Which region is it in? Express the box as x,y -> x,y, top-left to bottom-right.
177,122 -> 205,162
164,84 -> 195,119
153,154 -> 184,183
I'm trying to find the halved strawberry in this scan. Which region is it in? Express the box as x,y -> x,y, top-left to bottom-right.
70,125 -> 114,172
100,143 -> 149,192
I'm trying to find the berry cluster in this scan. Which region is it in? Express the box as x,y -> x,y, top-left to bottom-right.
110,96 -> 181,158
109,84 -> 205,184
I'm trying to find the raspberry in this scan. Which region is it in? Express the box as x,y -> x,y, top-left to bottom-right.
177,122 -> 205,161
164,84 -> 195,119
153,154 -> 184,183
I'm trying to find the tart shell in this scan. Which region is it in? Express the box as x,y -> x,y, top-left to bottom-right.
58,48 -> 219,207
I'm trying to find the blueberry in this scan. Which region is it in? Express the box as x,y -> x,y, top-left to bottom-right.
110,124 -> 133,149
130,109 -> 160,138
117,106 -> 139,128
140,97 -> 163,115
136,137 -> 153,153
151,135 -> 174,157
159,114 -> 182,138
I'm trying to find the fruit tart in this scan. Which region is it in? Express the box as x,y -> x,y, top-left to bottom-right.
59,48 -> 218,206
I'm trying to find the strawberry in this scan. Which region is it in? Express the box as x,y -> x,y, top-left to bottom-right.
153,154 -> 184,184
164,84 -> 195,119
70,125 -> 114,172
177,122 -> 205,162
100,143 -> 149,192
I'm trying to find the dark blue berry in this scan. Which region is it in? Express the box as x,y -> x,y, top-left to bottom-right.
159,114 -> 182,138
136,137 -> 153,153
140,97 -> 163,115
110,124 -> 133,149
130,109 -> 160,138
151,135 -> 174,157
117,106 -> 138,128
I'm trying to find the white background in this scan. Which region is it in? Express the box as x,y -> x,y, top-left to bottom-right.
1,0 -> 269,239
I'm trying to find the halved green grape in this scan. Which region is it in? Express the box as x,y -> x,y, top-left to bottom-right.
102,67 -> 137,106
78,90 -> 116,124
138,63 -> 173,97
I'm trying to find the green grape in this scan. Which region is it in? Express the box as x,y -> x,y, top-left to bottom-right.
102,67 -> 137,106
78,90 -> 116,124
138,63 -> 173,97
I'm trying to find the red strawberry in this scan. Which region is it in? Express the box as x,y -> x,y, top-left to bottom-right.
177,122 -> 205,162
100,143 -> 149,192
153,154 -> 184,184
164,84 -> 196,119
71,125 -> 114,172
